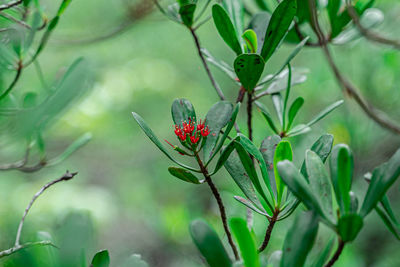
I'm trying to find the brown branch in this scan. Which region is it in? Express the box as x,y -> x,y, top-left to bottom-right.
347,3 -> 400,50
0,0 -> 22,11
0,170 -> 77,258
324,239 -> 345,267
258,209 -> 279,252
307,0 -> 400,135
194,153 -> 239,260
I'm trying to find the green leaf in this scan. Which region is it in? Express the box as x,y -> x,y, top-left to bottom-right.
222,0 -> 244,41
179,4 -> 196,27
311,238 -> 335,267
234,196 -> 268,216
168,167 -> 203,184
286,124 -> 311,137
327,0 -> 341,37
255,101 -> 279,134
338,213 -> 363,242
306,100 -> 344,127
57,0 -> 73,16
375,206 -> 400,240
286,97 -> 304,130
349,191 -> 359,214
47,133 -> 92,166
212,4 -> 243,55
306,150 -> 333,220
242,29 -> 258,53
171,98 -> 196,126
189,220 -> 232,267
90,250 -> 110,267
261,0 -> 297,62
23,92 -> 38,108
238,134 -> 275,204
202,49 -> 238,82
247,12 -> 271,54
329,144 -> 353,214
274,141 -> 293,205
260,135 -> 282,194
277,160 -> 333,226
281,211 -> 319,267
254,0 -> 270,12
271,93 -> 284,126
154,0 -> 181,23
132,112 -> 200,172
229,218 -> 260,267
360,148 -> 400,217
234,54 -> 265,92
203,101 -> 233,162
260,67 -> 308,94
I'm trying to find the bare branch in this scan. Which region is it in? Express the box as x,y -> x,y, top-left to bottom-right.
0,0 -> 22,11
0,60 -> 23,102
347,3 -> 400,50
0,241 -> 56,258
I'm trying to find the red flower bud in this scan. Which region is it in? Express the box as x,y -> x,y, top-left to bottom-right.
183,121 -> 195,134
201,126 -> 210,137
174,125 -> 182,136
179,133 -> 187,141
197,119 -> 205,131
190,135 -> 199,144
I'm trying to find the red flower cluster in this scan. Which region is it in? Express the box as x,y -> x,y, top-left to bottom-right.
175,118 -> 209,145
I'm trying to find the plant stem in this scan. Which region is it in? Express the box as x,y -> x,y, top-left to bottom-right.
194,153 -> 239,260
189,27 -> 226,101
0,60 -> 23,102
324,239 -> 345,267
258,209 -> 279,252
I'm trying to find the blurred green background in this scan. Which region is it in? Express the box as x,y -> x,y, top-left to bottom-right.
1,0 -> 400,266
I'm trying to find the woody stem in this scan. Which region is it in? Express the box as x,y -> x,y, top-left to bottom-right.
194,152 -> 239,260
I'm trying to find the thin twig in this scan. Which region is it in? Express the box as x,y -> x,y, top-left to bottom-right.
346,3 -> 400,50
0,11 -> 31,29
324,239 -> 345,267
0,60 -> 23,101
0,0 -> 22,11
0,170 -> 77,258
0,145 -> 31,170
258,209 -> 279,252
194,153 -> 239,260
307,0 -> 400,135
189,27 -> 226,101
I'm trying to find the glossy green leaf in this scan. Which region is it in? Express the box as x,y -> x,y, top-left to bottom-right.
57,0 -> 73,16
132,112 -> 200,172
254,0 -> 270,11
212,4 -> 242,55
179,4 -> 196,27
168,167 -> 203,184
247,12 -> 271,54
281,211 -> 319,267
242,29 -> 258,53
203,101 -> 233,162
230,218 -> 260,267
381,195 -> 399,225
305,150 -> 333,219
327,0 -> 341,37
234,196 -> 268,216
261,0 -> 297,62
223,0 -> 244,41
329,144 -> 353,214
234,54 -> 265,92
286,97 -> 304,130
171,98 -> 196,126
277,160 -> 333,226
260,135 -> 282,194
273,141 -> 293,205
91,250 -> 110,267
338,213 -> 363,242
255,101 -> 279,134
286,124 -> 311,137
189,219 -> 232,267
307,100 -> 344,127
360,148 -> 400,217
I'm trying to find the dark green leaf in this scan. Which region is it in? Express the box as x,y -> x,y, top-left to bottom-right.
338,213 -> 363,242
171,98 -> 196,126
281,211 -> 319,267
260,0 -> 297,62
179,4 -> 196,27
57,0 -> 73,16
23,92 -> 38,108
260,135 -> 282,195
132,112 -> 200,172
360,148 -> 400,217
90,250 -> 110,267
375,206 -> 400,240
230,218 -> 260,267
329,144 -> 353,214
212,4 -> 243,55
189,220 -> 232,267
168,167 -> 203,184
222,0 -> 244,41
234,54 -> 265,92
234,196 -> 268,216
203,101 -> 233,162
306,150 -> 333,219
247,12 -> 271,54
286,97 -> 304,130
273,141 -> 293,205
